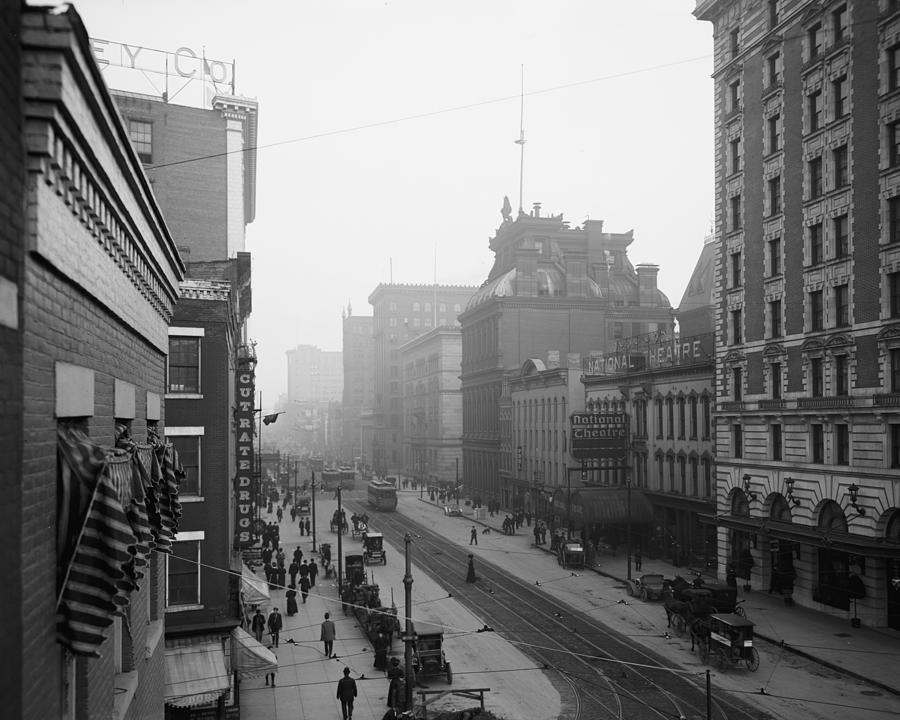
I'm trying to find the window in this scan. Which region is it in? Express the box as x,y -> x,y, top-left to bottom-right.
656,398 -> 664,438
809,23 -> 823,60
767,52 -> 780,86
809,156 -> 823,197
769,237 -> 782,276
770,299 -> 782,337
666,398 -> 674,439
730,80 -> 741,112
810,356 -> 824,396
730,27 -> 740,57
689,396 -> 698,439
810,290 -> 824,330
730,195 -> 741,231
127,119 -> 152,163
891,348 -> 900,392
772,423 -> 783,461
413,302 -> 420,312
678,456 -> 687,494
167,540 -> 200,606
835,355 -> 849,396
810,223 -> 824,264
835,423 -> 850,465
891,121 -> 900,167
809,90 -> 823,132
703,457 -> 713,497
891,424 -> 900,468
453,303 -> 461,312
413,318 -> 420,328
731,251 -> 742,287
389,302 -> 397,311
732,309 -> 742,345
811,424 -> 825,463
834,145 -> 849,187
439,303 -> 446,312
733,424 -> 743,458
771,362 -> 782,399
424,303 -> 431,312
834,214 -> 849,257
168,337 -> 200,393
769,0 -> 779,27
171,436 -> 200,495
701,395 -> 711,439
890,271 -> 900,318
891,46 -> 900,91
834,283 -> 850,326
890,197 -> 900,243
833,75 -> 848,118
768,114 -> 780,153
832,5 -> 847,44
690,457 -> 699,496
733,367 -> 743,401
769,176 -> 781,215
730,138 -> 741,173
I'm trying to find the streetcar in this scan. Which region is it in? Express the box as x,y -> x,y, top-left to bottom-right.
368,478 -> 399,511
339,466 -> 356,491
321,469 -> 342,492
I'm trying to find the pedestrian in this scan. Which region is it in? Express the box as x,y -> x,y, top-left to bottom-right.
336,667 -> 358,720
276,506 -> 283,523
373,631 -> 389,670
251,607 -> 266,643
304,518 -> 311,536
726,563 -> 737,588
264,666 -> 277,687
289,560 -> 299,588
466,553 -> 477,583
300,559 -> 310,585
634,546 -> 642,572
299,516 -> 305,535
321,612 -> 336,657
293,546 -> 303,565
386,657 -> 404,708
264,561 -> 276,590
300,574 -> 311,603
267,607 -> 283,648
290,506 -> 297,523
286,588 -> 298,616
262,546 -> 273,565
533,524 -> 541,546
469,526 -> 478,546
308,558 -> 318,587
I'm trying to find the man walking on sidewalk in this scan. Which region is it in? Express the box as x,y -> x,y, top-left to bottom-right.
321,612 -> 336,657
470,526 -> 478,545
267,607 -> 283,648
336,667 -> 357,720
251,607 -> 266,643
308,558 -> 319,587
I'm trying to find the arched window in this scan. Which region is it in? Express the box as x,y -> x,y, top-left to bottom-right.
818,500 -> 848,533
731,489 -> 750,517
770,494 -> 792,522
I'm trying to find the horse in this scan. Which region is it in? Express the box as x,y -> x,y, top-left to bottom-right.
662,585 -> 690,632
689,617 -> 712,653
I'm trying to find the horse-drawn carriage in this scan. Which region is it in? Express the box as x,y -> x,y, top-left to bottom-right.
664,585 -> 717,636
696,613 -> 759,672
363,531 -> 387,565
411,621 -> 452,685
557,542 -> 586,569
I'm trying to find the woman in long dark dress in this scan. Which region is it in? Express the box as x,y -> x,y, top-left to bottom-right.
286,588 -> 298,616
466,554 -> 477,583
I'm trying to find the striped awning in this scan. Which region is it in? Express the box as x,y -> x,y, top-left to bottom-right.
241,565 -> 270,606
164,642 -> 230,707
232,627 -> 277,679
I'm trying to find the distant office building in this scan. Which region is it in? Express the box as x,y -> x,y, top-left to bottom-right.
342,310 -> 374,465
401,326 -> 465,488
287,344 -> 343,404
368,284 -> 476,476
695,0 -> 900,627
461,202 -> 675,508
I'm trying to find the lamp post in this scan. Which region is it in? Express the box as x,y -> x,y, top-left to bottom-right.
311,469 -> 318,553
336,484 -> 343,601
403,532 -> 414,711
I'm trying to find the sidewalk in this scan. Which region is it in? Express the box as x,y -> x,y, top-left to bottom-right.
453,499 -> 900,698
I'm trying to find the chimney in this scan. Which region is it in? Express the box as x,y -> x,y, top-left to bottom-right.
532,202 -> 541,218
636,264 -> 660,306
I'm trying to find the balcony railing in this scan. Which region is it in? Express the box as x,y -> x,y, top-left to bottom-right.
874,393 -> 900,407
718,401 -> 745,412
797,396 -> 854,409
758,399 -> 786,410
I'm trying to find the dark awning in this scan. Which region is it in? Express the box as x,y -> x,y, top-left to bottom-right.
573,486 -> 654,524
231,627 -> 277,679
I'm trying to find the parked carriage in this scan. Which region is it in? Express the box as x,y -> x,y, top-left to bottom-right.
557,542 -> 586,569
665,586 -> 717,636
330,509 -> 348,534
411,621 -> 452,685
698,614 -> 759,672
296,494 -> 311,515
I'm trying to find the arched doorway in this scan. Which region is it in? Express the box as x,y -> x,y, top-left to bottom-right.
814,501 -> 854,610
768,494 -> 797,595
729,489 -> 755,582
885,511 -> 900,630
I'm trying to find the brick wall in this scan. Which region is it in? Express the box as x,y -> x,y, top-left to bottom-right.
0,1 -> 24,717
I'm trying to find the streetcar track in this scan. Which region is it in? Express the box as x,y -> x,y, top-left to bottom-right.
346,499 -> 774,720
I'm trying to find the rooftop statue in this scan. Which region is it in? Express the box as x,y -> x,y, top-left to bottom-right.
501,195 -> 512,223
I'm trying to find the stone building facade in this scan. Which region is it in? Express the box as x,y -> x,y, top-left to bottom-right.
400,326 -> 465,488
342,312 -> 374,466
695,0 -> 900,627
460,204 -> 675,509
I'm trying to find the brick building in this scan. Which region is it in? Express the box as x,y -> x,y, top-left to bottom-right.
368,284 -> 476,477
460,203 -> 675,509
582,239 -> 718,571
400,326 -> 465,488
341,311 -> 374,466
695,0 -> 900,627
6,7 -> 185,719
286,344 -> 343,403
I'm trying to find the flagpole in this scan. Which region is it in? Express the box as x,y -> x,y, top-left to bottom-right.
515,64 -> 526,214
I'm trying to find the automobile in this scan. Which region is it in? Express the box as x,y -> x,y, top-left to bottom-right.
411,621 -> 452,684
626,573 -> 669,602
443,505 -> 463,517
363,531 -> 387,565
557,542 -> 586,569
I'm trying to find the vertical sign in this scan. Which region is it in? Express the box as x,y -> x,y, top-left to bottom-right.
235,366 -> 255,548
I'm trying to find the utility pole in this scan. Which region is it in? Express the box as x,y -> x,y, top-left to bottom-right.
337,484 -> 343,601
403,532 -> 414,711
311,470 -> 317,553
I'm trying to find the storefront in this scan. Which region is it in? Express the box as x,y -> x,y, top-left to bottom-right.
551,485 -> 654,547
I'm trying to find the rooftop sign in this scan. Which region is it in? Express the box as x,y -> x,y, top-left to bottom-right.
583,331 -> 714,376
570,411 -> 628,459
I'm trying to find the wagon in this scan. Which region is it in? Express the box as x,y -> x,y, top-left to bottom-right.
667,587 -> 716,636
411,621 -> 452,685
700,613 -> 759,672
363,531 -> 387,565
557,542 -> 586,569
626,573 -> 668,602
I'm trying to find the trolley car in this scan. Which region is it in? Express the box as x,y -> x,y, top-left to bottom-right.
321,469 -> 342,492
367,479 -> 398,511
339,466 -> 356,491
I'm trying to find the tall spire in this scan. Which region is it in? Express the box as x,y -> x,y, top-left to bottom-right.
514,64 -> 526,215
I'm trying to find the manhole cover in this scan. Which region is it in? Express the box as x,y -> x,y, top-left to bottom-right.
834,633 -> 852,638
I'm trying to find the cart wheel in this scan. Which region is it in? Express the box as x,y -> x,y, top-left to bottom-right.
641,588 -> 649,602
746,647 -> 760,672
699,638 -> 710,663
446,663 -> 452,685
716,648 -> 729,672
672,614 -> 686,636
734,605 -> 746,618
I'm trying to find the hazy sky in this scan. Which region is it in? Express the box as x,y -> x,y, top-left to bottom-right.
62,0 -> 713,404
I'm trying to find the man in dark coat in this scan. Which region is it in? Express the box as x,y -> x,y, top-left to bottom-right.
308,558 -> 318,587
336,667 -> 358,720
267,607 -> 283,648
251,608 -> 266,643
299,574 -> 311,603
289,560 -> 299,588
304,518 -> 311,536
293,546 -> 303,565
